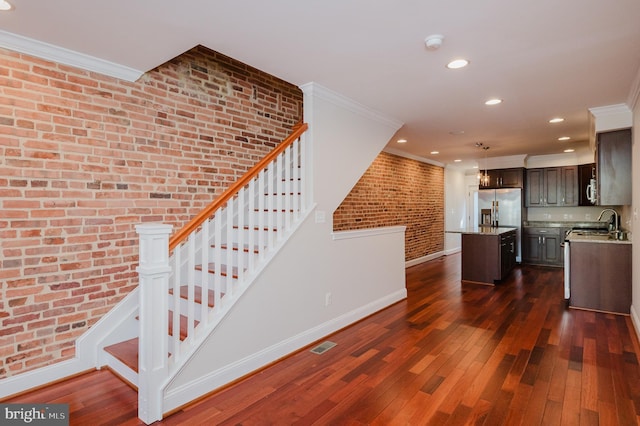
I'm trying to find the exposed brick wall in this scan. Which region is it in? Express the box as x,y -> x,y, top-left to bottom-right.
333,152 -> 444,261
0,45 -> 302,378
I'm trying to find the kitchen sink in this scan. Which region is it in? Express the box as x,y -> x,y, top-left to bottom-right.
570,230 -> 609,236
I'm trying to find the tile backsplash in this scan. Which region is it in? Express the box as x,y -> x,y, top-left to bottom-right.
526,206 -> 616,223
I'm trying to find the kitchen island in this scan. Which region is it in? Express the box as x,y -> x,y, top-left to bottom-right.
449,226 -> 517,285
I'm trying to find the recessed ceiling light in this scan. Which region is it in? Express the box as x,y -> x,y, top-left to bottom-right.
564,149 -> 575,153
0,0 -> 13,11
397,139 -> 407,144
549,117 -> 564,123
485,98 -> 503,106
454,159 -> 462,162
446,59 -> 469,69
430,151 -> 439,155
558,136 -> 571,141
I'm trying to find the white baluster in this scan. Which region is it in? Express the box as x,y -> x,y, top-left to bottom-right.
258,169 -> 266,261
187,235 -> 195,339
247,179 -> 256,273
213,213 -> 222,308
292,139 -> 300,221
226,199 -> 234,297
200,218 -> 210,327
237,187 -> 245,283
284,145 -> 292,231
267,163 -> 275,250
276,153 -> 283,239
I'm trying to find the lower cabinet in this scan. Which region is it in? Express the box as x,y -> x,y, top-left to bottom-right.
569,241 -> 631,314
522,227 -> 563,266
462,229 -> 517,284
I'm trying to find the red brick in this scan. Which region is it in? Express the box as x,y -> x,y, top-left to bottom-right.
0,45 -> 303,377
334,152 -> 444,261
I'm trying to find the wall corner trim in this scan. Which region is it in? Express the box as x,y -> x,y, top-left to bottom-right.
0,29 -> 144,82
300,82 -> 404,131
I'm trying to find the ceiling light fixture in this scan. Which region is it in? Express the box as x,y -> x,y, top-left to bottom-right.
0,0 -> 13,11
454,159 -> 462,162
558,136 -> 571,141
564,149 -> 575,153
549,117 -> 564,123
397,138 -> 407,144
430,151 -> 439,155
447,59 -> 469,69
476,143 -> 491,187
485,98 -> 503,106
424,34 -> 444,50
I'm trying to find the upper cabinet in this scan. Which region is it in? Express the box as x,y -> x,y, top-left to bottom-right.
597,129 -> 631,206
525,166 -> 578,207
479,167 -> 524,189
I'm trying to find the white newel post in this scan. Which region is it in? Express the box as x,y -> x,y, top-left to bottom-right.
136,223 -> 172,424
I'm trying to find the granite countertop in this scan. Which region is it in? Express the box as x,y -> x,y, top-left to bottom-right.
566,231 -> 632,245
446,226 -> 517,235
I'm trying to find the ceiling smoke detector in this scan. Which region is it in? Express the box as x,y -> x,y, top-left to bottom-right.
425,34 -> 444,50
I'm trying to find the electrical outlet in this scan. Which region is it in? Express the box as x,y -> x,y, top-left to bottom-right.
325,292 -> 332,307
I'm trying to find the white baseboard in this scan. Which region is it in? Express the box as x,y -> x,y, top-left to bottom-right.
162,289 -> 407,414
405,250 -> 445,268
0,358 -> 93,399
630,305 -> 640,345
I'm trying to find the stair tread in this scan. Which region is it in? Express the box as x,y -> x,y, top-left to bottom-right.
104,338 -> 139,373
216,243 -> 260,254
195,263 -> 239,278
169,285 -> 222,308
169,310 -> 197,340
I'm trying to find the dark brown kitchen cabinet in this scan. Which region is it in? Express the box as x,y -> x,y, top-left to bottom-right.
462,229 -> 517,285
525,166 -> 577,207
569,241 -> 631,314
500,231 -> 517,277
578,163 -> 596,206
597,129 -> 631,206
479,168 -> 524,189
522,227 -> 562,266
560,165 -> 578,206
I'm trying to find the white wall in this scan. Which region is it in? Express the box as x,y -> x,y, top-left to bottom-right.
630,96 -> 640,339
163,83 -> 408,411
444,167 -> 466,254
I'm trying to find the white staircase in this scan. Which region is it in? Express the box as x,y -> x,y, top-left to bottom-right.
99,124 -> 309,423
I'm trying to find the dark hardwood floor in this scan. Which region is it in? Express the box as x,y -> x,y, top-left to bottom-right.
6,253 -> 640,425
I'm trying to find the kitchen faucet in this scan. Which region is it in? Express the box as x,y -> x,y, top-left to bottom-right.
597,208 -> 619,234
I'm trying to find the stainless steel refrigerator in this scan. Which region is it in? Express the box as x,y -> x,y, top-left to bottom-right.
476,188 -> 522,263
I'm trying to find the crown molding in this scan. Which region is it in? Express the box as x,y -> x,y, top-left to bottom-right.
0,30 -> 144,82
588,103 -> 632,132
382,147 -> 444,167
627,64 -> 640,110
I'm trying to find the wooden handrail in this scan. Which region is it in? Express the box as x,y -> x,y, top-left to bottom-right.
168,122 -> 308,251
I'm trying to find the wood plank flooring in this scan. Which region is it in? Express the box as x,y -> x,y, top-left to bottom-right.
5,253 -> 640,425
